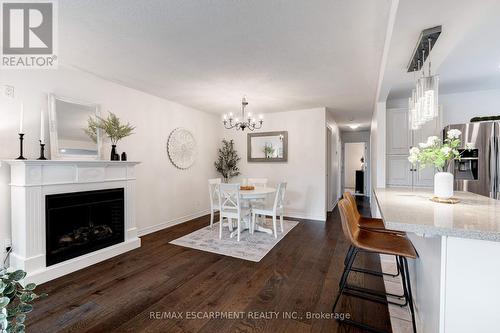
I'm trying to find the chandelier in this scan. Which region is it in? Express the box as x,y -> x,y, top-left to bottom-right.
223,97 -> 263,131
408,27 -> 441,130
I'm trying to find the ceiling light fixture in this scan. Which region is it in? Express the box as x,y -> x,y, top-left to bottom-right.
223,97 -> 263,131
408,26 -> 441,131
348,123 -> 360,130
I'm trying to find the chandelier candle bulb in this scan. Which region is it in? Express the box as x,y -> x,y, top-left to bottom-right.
19,102 -> 24,134
40,109 -> 45,144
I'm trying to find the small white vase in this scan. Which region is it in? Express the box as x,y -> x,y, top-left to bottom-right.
434,172 -> 454,199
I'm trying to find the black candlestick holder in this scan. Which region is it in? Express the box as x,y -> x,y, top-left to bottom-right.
38,140 -> 47,160
16,133 -> 26,160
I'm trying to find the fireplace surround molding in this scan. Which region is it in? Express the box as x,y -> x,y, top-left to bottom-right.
3,160 -> 141,284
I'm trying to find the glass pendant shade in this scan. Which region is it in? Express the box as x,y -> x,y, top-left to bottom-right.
409,75 -> 439,130
408,37 -> 440,131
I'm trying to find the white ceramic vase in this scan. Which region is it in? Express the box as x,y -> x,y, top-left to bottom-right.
434,172 -> 454,199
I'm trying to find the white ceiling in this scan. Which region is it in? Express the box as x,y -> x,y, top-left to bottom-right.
59,0 -> 391,130
380,0 -> 500,102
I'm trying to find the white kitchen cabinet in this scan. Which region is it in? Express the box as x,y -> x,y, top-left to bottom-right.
387,108 -> 410,155
387,155 -> 412,186
386,108 -> 441,188
415,165 -> 435,187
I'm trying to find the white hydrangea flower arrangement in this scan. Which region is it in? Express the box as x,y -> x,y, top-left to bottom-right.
408,129 -> 463,172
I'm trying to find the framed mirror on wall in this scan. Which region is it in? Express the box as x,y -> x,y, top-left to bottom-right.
48,94 -> 102,160
247,131 -> 288,162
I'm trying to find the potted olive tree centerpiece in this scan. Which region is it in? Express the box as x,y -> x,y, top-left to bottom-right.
408,129 -> 463,199
87,112 -> 135,160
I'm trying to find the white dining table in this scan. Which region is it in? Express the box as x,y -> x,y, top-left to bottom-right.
228,186 -> 276,237
240,186 -> 276,199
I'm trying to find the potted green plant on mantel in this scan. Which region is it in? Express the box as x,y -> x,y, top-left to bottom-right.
1,268 -> 45,333
408,129 -> 467,199
214,139 -> 241,183
87,112 -> 135,161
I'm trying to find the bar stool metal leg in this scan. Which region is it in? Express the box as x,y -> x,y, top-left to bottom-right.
400,256 -> 417,333
333,247 -> 358,312
344,247 -> 401,278
342,249 -> 405,302
333,247 -> 392,333
344,245 -> 355,266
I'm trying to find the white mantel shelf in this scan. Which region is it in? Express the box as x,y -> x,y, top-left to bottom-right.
3,159 -> 142,284
3,159 -> 140,163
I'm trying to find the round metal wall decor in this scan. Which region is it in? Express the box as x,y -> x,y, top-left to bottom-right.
167,127 -> 197,169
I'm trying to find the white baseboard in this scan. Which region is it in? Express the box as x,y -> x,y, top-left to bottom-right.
137,208 -> 327,237
331,199 -> 339,210
137,209 -> 211,236
284,209 -> 326,222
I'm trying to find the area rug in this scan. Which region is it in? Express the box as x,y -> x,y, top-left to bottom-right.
170,218 -> 299,262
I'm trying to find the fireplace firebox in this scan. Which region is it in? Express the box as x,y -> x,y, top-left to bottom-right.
45,188 -> 125,266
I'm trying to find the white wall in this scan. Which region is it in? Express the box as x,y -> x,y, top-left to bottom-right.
0,66 -> 220,246
388,87 -> 500,127
370,101 -> 386,217
326,112 -> 342,210
344,142 -> 365,189
224,108 -> 327,221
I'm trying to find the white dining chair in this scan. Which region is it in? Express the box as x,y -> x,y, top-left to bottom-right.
246,178 -> 268,224
247,178 -> 268,188
251,182 -> 287,238
218,183 -> 250,241
208,178 -> 222,229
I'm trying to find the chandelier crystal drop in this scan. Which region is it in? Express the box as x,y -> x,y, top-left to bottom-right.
408,39 -> 439,130
223,97 -> 263,131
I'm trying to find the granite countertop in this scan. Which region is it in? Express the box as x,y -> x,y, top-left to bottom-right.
374,187 -> 500,242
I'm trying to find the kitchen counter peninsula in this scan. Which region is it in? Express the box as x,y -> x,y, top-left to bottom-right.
374,187 -> 500,333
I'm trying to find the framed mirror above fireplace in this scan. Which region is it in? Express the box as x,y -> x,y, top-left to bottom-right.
48,94 -> 102,160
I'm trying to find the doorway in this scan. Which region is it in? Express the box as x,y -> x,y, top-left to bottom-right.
343,142 -> 366,195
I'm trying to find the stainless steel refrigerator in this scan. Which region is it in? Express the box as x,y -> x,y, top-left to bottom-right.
444,122 -> 498,199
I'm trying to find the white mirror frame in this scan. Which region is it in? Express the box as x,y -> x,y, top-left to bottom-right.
48,93 -> 102,160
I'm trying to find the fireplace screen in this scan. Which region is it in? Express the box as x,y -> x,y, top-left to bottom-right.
45,188 -> 125,266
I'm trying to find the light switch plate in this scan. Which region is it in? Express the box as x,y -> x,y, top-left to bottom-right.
4,85 -> 14,98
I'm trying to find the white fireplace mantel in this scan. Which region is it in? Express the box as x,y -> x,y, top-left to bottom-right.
3,159 -> 141,284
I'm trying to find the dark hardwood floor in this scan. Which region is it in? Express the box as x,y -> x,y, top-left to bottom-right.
27,197 -> 391,333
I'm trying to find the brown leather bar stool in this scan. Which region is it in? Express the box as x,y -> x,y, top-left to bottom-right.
342,191 -> 404,278
344,191 -> 404,235
333,198 -> 418,333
